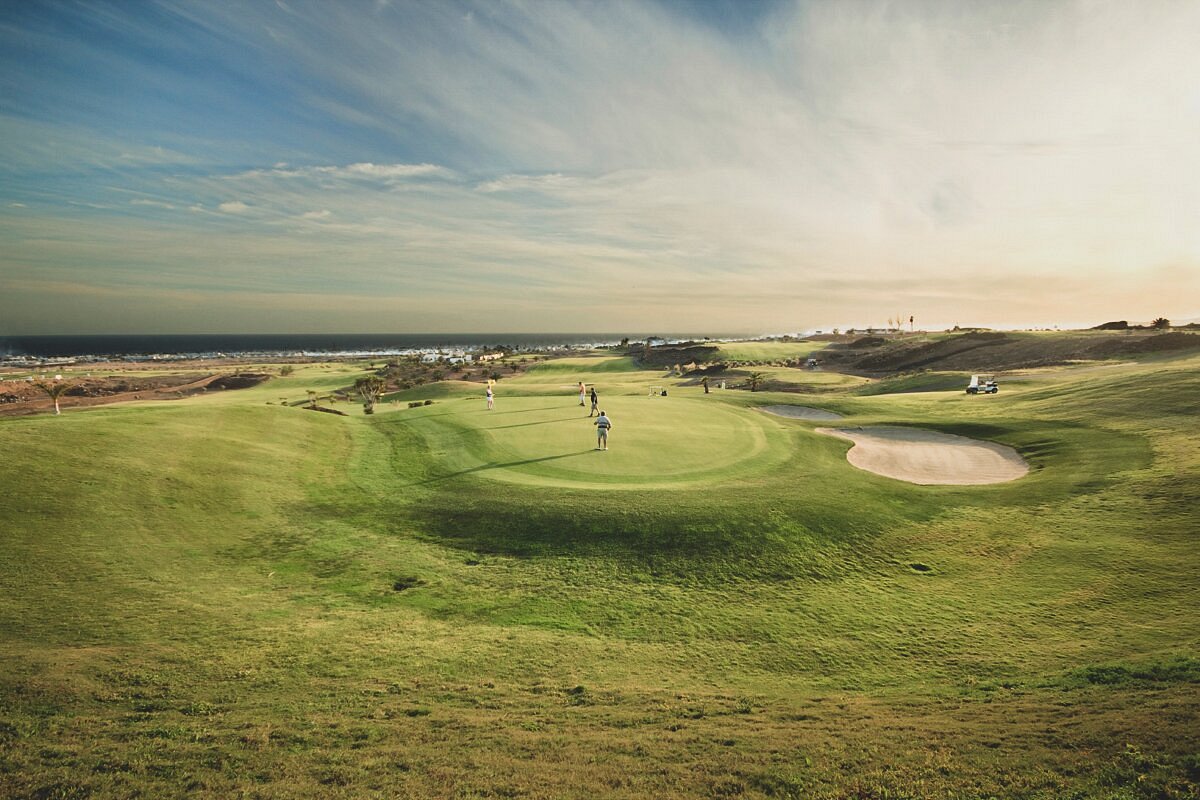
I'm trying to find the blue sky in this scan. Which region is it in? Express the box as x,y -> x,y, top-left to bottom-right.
2,0 -> 1198,334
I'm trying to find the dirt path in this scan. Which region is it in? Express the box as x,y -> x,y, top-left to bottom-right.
817,426 -> 1028,485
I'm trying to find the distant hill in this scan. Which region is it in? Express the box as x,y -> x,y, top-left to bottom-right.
814,330 -> 1200,375
631,329 -> 1200,377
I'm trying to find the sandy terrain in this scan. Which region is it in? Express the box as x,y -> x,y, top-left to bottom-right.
758,405 -> 843,421
0,373 -> 270,417
816,426 -> 1028,485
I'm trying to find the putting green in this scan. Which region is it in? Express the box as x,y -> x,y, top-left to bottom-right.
392,394 -> 796,489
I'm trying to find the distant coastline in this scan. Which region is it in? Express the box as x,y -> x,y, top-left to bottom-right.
0,332 -> 756,362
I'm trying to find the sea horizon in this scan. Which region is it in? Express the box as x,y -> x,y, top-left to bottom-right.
0,332 -> 768,360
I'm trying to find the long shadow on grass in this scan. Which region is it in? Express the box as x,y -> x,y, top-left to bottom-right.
486,415 -> 585,430
348,411 -> 1151,582
384,404 -> 568,422
476,405 -> 568,417
414,451 -> 591,485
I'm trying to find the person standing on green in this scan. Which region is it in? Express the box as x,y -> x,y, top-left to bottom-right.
589,386 -> 599,417
594,410 -> 612,450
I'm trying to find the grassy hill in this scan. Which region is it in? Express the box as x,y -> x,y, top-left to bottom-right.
819,329 -> 1200,375
711,340 -> 829,363
1,349 -> 1198,798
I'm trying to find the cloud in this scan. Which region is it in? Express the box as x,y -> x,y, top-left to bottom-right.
476,173 -> 576,194
231,162 -> 451,182
340,162 -> 444,179
0,115 -> 199,173
2,1 -> 1199,333
130,199 -> 176,209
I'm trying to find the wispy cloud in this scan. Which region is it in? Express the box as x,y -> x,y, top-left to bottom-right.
340,162 -> 445,179
130,199 -> 177,209
232,162 -> 451,181
2,0 -> 1199,333
476,173 -> 576,194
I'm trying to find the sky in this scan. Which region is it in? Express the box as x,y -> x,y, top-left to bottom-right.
1,0 -> 1199,335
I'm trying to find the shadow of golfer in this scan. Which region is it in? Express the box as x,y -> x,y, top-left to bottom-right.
485,415 -> 581,430
476,405 -> 564,417
414,451 -> 590,485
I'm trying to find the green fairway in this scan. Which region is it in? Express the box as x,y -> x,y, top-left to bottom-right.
389,394 -> 791,488
2,351 -> 1198,798
745,365 -> 870,390
520,353 -> 641,374
714,340 -> 828,362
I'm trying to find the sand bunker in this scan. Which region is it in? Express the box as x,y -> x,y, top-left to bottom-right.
816,426 -> 1028,485
758,405 -> 843,421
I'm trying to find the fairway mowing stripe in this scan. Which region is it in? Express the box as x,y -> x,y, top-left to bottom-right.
394,394 -> 796,490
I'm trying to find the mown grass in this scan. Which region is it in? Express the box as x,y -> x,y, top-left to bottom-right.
854,370 -> 971,395
520,354 -> 642,374
1,352 -> 1198,798
714,341 -> 829,362
754,367 -> 870,393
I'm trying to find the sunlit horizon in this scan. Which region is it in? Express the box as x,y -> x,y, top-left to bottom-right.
3,1 -> 1199,335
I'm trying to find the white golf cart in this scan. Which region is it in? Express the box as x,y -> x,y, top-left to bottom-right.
966,374 -> 998,394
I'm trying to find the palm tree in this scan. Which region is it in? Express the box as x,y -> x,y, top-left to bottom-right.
747,371 -> 767,392
34,380 -> 72,415
1152,317 -> 1171,330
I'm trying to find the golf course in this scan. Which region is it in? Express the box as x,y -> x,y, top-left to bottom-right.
2,345 -> 1198,799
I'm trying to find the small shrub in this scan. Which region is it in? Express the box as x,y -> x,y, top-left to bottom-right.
392,576 -> 423,591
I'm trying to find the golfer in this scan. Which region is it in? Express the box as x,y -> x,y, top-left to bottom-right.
578,381 -> 586,406
594,410 -> 612,450
486,384 -> 494,410
589,386 -> 599,417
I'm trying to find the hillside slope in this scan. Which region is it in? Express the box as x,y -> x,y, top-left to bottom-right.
1,354 -> 1197,798
821,330 -> 1200,374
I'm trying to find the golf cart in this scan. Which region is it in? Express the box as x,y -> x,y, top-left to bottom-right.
966,374 -> 998,394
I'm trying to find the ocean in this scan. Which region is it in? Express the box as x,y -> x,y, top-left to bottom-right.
0,333 -> 741,360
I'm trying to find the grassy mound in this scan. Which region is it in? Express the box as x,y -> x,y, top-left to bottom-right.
389,395 -> 791,489
1,352 -> 1198,798
713,341 -> 828,362
521,354 -> 641,374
